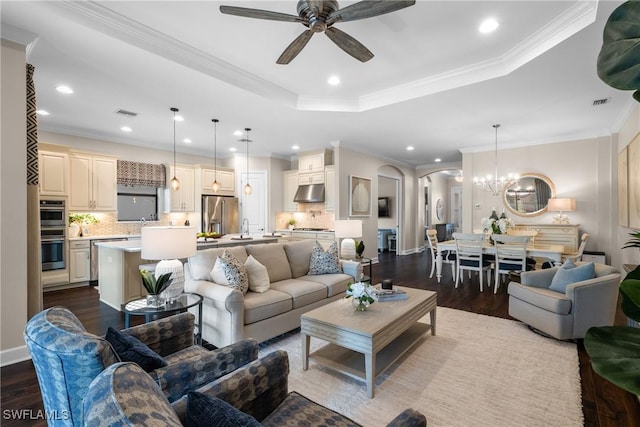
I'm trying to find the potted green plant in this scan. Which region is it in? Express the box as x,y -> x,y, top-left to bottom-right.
140,270 -> 173,307
583,233 -> 640,395
288,218 -> 296,230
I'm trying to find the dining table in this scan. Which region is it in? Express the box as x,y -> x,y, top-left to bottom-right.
434,239 -> 565,283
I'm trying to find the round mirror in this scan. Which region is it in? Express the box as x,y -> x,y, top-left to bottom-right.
502,173 -> 555,217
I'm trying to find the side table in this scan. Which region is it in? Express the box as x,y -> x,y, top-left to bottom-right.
357,257 -> 373,284
122,293 -> 203,344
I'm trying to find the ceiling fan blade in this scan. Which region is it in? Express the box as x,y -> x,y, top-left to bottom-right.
325,27 -> 374,62
327,0 -> 416,24
220,5 -> 303,23
277,30 -> 314,64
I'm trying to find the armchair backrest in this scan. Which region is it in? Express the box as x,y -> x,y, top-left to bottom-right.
24,307 -> 118,427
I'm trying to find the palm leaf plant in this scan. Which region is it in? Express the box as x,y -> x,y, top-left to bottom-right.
140,270 -> 173,295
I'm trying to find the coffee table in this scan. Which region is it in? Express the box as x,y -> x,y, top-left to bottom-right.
301,286 -> 437,398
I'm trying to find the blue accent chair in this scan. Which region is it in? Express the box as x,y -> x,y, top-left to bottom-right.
24,306 -> 258,426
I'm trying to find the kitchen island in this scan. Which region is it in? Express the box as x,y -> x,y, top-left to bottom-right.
96,235 -> 278,310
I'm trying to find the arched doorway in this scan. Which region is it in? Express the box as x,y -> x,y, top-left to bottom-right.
378,165 -> 403,256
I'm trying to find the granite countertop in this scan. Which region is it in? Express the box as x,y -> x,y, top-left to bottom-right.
69,234 -> 140,241
95,235 -> 279,253
275,229 -> 334,234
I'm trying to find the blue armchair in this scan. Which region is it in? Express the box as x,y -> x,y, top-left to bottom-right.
24,306 -> 258,427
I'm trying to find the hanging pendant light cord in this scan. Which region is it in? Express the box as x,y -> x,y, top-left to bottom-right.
493,124 -> 500,182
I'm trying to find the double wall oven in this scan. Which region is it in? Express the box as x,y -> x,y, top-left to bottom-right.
40,199 -> 66,271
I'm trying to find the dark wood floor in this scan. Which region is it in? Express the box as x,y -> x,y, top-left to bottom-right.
2,251 -> 639,426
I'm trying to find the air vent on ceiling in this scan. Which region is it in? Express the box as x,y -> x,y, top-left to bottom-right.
592,98 -> 610,106
115,109 -> 138,117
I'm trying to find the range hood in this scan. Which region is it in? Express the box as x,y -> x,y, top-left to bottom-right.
294,184 -> 325,203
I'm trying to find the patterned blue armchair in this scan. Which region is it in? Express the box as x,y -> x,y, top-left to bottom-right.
83,351 -> 427,427
24,306 -> 258,427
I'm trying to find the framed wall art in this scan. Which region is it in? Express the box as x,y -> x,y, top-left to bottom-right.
349,175 -> 371,217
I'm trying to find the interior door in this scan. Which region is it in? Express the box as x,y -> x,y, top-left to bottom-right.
240,171 -> 266,235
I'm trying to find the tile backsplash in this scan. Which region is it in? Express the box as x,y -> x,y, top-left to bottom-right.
76,212 -> 193,236
275,204 -> 335,230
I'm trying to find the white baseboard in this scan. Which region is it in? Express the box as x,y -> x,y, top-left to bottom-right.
0,345 -> 31,367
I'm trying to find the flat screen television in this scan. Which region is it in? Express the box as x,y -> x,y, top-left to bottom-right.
378,197 -> 390,217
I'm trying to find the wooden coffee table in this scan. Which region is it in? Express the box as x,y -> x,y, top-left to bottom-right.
301,286 -> 437,398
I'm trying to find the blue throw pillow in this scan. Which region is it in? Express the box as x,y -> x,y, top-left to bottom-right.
549,261 -> 596,293
186,392 -> 261,427
105,327 -> 167,373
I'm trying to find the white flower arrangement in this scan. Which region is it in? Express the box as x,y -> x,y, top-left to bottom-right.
481,209 -> 513,235
345,281 -> 378,304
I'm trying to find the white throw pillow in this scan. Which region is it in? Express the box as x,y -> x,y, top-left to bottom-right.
210,250 -> 249,294
244,255 -> 270,293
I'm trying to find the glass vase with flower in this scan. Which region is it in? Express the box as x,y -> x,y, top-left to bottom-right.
345,282 -> 378,311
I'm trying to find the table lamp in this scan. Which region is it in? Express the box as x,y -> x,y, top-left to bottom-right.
141,226 -> 197,301
547,198 -> 576,224
334,219 -> 362,260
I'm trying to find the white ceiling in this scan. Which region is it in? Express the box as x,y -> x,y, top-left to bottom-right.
1,0 -> 633,167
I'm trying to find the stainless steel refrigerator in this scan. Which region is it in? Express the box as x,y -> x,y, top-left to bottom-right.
201,195 -> 239,235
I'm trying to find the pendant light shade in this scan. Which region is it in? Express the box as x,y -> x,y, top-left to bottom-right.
169,107 -> 180,191
244,127 -> 252,196
211,118 -> 220,193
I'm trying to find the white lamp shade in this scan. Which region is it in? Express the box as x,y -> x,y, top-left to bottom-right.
334,220 -> 362,239
141,226 -> 197,260
547,198 -> 576,212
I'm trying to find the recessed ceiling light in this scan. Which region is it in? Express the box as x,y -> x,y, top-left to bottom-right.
233,130 -> 243,137
120,126 -> 132,132
292,145 -> 300,150
56,85 -> 73,94
406,146 -> 415,151
174,115 -> 184,122
479,18 -> 499,34
183,138 -> 192,144
328,75 -> 340,86
229,147 -> 237,152
36,110 -> 50,116
435,158 -> 442,162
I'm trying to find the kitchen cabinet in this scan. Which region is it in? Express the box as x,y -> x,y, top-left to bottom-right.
324,165 -> 335,212
165,165 -> 195,212
512,224 -> 580,254
39,150 -> 68,196
298,151 -> 327,172
69,153 -> 117,211
283,170 -> 298,212
298,171 -> 324,185
69,240 -> 90,283
201,167 -> 235,195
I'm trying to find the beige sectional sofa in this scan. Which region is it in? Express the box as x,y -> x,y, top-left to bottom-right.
184,240 -> 360,348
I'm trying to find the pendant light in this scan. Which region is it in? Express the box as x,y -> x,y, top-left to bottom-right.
211,118 -> 220,193
169,107 -> 180,191
244,127 -> 252,196
472,124 -> 518,196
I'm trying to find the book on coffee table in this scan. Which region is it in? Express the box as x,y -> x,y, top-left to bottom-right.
377,288 -> 407,301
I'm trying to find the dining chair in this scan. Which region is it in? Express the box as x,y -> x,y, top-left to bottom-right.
426,229 -> 456,281
563,233 -> 590,262
492,234 -> 533,294
506,229 -> 538,244
453,233 -> 492,292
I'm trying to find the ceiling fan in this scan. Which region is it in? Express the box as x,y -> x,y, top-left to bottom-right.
219,0 -> 416,64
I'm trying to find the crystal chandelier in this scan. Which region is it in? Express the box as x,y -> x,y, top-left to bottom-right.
473,124 -> 518,196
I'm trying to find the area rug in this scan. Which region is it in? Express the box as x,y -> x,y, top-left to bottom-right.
259,306 -> 583,427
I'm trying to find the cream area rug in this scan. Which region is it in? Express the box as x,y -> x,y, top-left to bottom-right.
259,307 -> 583,427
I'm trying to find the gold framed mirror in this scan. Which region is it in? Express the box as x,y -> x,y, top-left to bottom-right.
502,173 -> 555,217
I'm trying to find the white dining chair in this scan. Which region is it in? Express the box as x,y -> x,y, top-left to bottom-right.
426,229 -> 456,281
492,234 -> 532,294
453,232 -> 492,292
506,229 -> 538,244
563,233 -> 590,262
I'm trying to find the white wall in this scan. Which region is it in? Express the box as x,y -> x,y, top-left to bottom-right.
1,39 -> 28,359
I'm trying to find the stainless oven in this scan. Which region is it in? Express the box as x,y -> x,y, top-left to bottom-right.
40,199 -> 66,271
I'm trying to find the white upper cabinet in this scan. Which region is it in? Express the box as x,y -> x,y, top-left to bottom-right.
201,167 -> 235,195
297,149 -> 331,172
69,153 -> 117,211
39,150 -> 68,196
166,164 -> 195,212
283,170 -> 298,212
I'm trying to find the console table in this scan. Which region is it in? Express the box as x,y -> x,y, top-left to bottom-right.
511,224 -> 580,254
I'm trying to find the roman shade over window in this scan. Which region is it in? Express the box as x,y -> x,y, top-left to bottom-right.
117,160 -> 165,188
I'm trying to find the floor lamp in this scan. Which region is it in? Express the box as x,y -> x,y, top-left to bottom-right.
141,226 -> 197,302
335,219 -> 362,260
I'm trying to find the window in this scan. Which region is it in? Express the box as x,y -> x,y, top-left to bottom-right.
117,185 -> 158,221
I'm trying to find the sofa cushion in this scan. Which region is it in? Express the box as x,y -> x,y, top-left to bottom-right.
270,279 -> 327,309
188,246 -> 248,281
211,250 -> 249,294
549,261 -> 596,293
186,391 -> 261,427
261,391 -> 361,427
283,239 -> 315,278
508,282 -> 572,315
244,255 -> 270,293
246,244 -> 292,283
105,327 -> 167,373
243,289 -> 293,325
309,241 -> 341,275
300,274 -> 351,297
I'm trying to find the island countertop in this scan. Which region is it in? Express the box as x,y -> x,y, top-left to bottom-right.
95,235 -> 278,252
